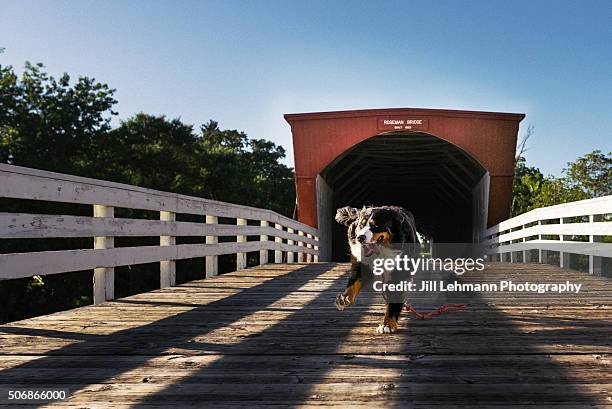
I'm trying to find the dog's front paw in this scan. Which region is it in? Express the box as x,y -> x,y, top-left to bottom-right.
335,293 -> 351,311
376,324 -> 395,334
375,319 -> 398,334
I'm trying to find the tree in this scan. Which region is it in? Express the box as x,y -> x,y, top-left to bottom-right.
196,120 -> 295,215
99,113 -> 199,194
0,62 -> 117,176
563,150 -> 611,197
530,177 -> 587,209
0,63 -> 296,324
511,156 -> 544,216
0,63 -> 296,216
511,150 -> 609,217
510,125 -> 609,216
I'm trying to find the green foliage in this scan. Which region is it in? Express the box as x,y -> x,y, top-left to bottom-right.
511,156 -> 545,217
0,63 -> 295,324
0,63 -> 295,215
0,62 -> 118,176
511,151 -> 611,217
563,150 -> 611,198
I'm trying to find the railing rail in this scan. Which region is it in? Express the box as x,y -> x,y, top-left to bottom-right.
482,195 -> 612,275
0,164 -> 319,303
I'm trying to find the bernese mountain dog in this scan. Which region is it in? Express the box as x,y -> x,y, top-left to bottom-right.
334,205 -> 418,334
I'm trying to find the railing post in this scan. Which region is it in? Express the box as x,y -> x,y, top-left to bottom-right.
287,228 -> 295,263
237,218 -> 247,270
274,223 -> 283,263
559,217 -> 570,269
206,215 -> 218,278
260,220 -> 269,265
298,231 -> 305,262
93,205 -> 114,304
306,233 -> 313,263
314,236 -> 319,262
589,215 -> 602,275
521,228 -> 527,263
160,211 -> 176,288
537,220 -> 544,264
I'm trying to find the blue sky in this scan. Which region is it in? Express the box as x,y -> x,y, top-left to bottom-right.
1,0 -> 610,175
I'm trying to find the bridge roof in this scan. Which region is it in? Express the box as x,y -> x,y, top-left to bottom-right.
284,107 -> 525,122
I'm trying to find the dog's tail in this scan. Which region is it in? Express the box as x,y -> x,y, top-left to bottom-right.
335,206 -> 359,226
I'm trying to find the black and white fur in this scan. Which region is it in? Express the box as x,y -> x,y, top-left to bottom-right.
335,205 -> 418,333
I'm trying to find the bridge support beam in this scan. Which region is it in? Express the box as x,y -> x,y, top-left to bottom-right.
237,218 -> 247,270
206,215 -> 218,277
160,211 -> 176,288
315,175 -> 332,261
259,220 -> 268,265
93,205 -> 114,304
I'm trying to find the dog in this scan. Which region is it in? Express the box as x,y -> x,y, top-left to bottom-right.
334,205 -> 418,334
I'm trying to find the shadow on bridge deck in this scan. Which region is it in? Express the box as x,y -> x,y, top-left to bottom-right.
0,262 -> 610,407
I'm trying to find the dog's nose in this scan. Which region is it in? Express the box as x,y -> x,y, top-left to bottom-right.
357,235 -> 366,243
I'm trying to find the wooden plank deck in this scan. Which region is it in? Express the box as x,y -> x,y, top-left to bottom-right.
0,262 -> 610,408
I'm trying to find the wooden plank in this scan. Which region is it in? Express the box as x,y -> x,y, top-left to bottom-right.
485,195 -> 612,237
0,262 -> 610,407
205,215 -> 218,278
236,218 -> 247,270
0,164 -> 318,237
259,220 -> 268,265
274,223 -> 283,263
92,205 -> 114,304
298,230 -> 305,263
489,240 -> 611,257
287,228 -> 295,263
486,221 -> 612,244
0,242 -> 318,280
0,213 -> 319,246
160,211 -> 176,288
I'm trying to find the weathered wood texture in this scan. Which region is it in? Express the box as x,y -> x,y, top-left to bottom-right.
0,164 -> 317,236
483,195 -> 612,275
0,165 -> 319,289
0,262 -> 610,407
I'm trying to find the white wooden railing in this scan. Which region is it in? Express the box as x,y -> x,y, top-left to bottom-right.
0,164 -> 319,303
482,196 -> 612,275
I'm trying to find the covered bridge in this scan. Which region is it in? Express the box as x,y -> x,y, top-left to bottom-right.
285,108 -> 525,260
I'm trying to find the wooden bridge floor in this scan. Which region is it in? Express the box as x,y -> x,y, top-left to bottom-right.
0,262 -> 610,408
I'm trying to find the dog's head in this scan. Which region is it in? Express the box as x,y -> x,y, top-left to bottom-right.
335,206 -> 416,260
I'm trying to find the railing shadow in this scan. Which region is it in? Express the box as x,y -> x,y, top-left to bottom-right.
126,263 -> 609,406
0,262 -> 609,406
0,263 -> 336,405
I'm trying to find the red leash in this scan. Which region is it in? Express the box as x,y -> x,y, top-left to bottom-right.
404,303 -> 467,320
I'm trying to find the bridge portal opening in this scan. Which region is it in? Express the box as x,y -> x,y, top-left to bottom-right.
317,132 -> 488,261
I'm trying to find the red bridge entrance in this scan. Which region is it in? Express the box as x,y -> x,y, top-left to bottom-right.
285,108 -> 525,260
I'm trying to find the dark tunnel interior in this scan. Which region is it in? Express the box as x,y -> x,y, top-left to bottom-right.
319,132 -> 487,261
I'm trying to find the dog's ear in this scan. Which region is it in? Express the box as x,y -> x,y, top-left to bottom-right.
335,206 -> 359,226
